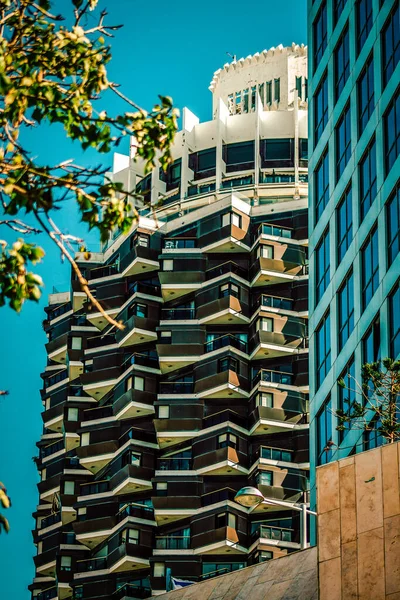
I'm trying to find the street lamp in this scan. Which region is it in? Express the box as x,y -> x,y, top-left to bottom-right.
234,486 -> 317,550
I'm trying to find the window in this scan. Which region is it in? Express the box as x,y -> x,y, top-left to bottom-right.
257,244 -> 274,259
317,396 -> 333,465
361,227 -> 379,310
335,104 -> 351,182
159,406 -> 170,419
313,2 -> 328,69
131,303 -> 147,318
134,376 -> 144,391
71,337 -> 82,350
67,407 -> 79,422
220,283 -> 239,298
218,433 -> 237,449
74,587 -> 83,600
188,148 -> 216,176
389,282 -> 400,358
357,54 -> 374,134
222,212 -> 241,228
334,26 -> 350,100
244,88 -> 250,113
216,513 -> 237,529
121,528 -> 139,544
381,2 -> 400,88
314,74 -> 328,143
359,138 -> 377,220
296,76 -> 302,98
218,357 -> 238,373
300,138 -> 308,161
262,139 -> 292,162
315,228 -> 330,303
274,78 -> 280,102
81,432 -> 90,446
316,312 -> 331,388
258,551 -> 273,563
334,0 -> 347,24
338,270 -> 354,351
257,471 -> 273,486
64,481 -> 75,495
384,90 -> 400,175
266,81 -> 272,104
315,149 -> 329,221
60,556 -> 72,571
136,233 -> 149,247
223,142 -> 254,170
160,330 -> 172,340
156,482 -> 168,496
363,316 -> 381,365
363,419 -> 383,450
259,83 -> 265,104
154,563 -> 165,577
257,317 -> 274,332
356,0 -> 373,54
130,452 -> 141,466
387,182 -> 400,266
256,393 -> 273,407
337,187 -> 352,263
163,259 -> 173,271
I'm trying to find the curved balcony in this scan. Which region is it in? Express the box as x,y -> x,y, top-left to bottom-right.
115,315 -> 158,348
76,440 -> 119,474
193,446 -> 247,476
157,343 -> 203,374
120,245 -> 159,277
200,223 -> 251,253
197,295 -> 249,325
113,388 -> 155,420
158,271 -> 204,301
195,370 -> 249,399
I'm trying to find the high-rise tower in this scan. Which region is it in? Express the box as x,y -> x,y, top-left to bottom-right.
31,44 -> 310,600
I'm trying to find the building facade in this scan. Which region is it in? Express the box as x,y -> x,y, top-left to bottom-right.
31,45 -> 310,600
308,0 -> 400,504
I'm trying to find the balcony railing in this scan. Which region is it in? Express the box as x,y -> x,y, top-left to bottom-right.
161,308 -> 196,320
128,281 -> 161,297
76,556 -> 107,572
205,261 -> 248,281
155,536 -> 191,550
40,439 -> 64,459
87,333 -> 115,349
47,302 -> 71,321
157,457 -> 193,471
253,294 -> 294,312
252,525 -> 294,543
36,588 -> 57,600
41,512 -> 61,529
203,410 -> 246,429
253,369 -> 294,386
80,480 -> 110,496
205,334 -> 247,354
117,502 -> 154,522
112,584 -> 152,599
259,446 -> 294,462
202,488 -> 237,507
89,263 -> 119,279
159,381 -> 194,394
260,173 -> 296,184
44,369 -> 68,389
163,238 -> 197,249
257,223 -> 292,239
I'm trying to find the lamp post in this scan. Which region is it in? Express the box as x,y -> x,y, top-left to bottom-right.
234,486 -> 317,550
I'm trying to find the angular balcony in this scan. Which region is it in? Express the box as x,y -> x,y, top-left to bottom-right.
156,457 -> 193,473
67,356 -> 84,381
88,262 -> 120,283
195,370 -> 249,399
201,487 -> 238,507
152,496 -> 201,525
155,534 -> 191,551
157,343 -> 203,374
120,245 -> 159,277
110,463 -> 153,495
193,446 -> 247,476
250,249 -> 307,287
205,261 -> 248,284
249,331 -> 308,360
251,524 -> 300,551
197,295 -> 249,325
192,526 -> 247,555
80,366 -> 120,400
200,224 -> 251,253
158,380 -> 195,396
161,307 -> 196,321
34,548 -> 57,577
76,440 -> 118,474
35,586 -> 58,600
108,542 -> 151,573
158,271 -> 204,301
115,314 -> 158,348
37,474 -> 61,503
71,279 -> 87,311
113,388 -> 155,420
154,417 -> 202,449
204,334 -> 248,356
42,403 -> 65,433
73,515 -> 117,549
112,583 -> 152,599
249,393 -> 308,435
46,333 -> 69,364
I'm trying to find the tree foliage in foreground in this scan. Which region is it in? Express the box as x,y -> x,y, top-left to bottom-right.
335,358 -> 400,444
0,0 -> 178,316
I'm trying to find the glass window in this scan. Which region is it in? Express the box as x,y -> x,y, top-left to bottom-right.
156,482 -> 167,496
314,73 -> 328,143
81,432 -> 90,446
223,141 -> 254,168
356,0 -> 373,54
154,563 -> 165,577
131,303 -> 147,318
313,2 -> 328,69
259,83 -> 265,104
337,186 -> 352,263
257,244 -> 274,259
316,312 -> 331,388
130,452 -> 141,466
71,337 -> 82,350
389,281 -> 400,358
222,212 -> 241,228
381,2 -> 400,88
335,104 -> 351,182
160,330 -> 172,340
259,551 -> 274,563
266,81 -> 272,104
359,137 -> 377,220
122,528 -> 139,544
218,433 -> 237,449
257,471 -> 273,486
257,317 -> 274,332
384,89 -> 400,176
361,226 -> 379,310
357,54 -> 374,135
315,149 -> 329,221
163,259 -> 173,271
256,393 -> 273,407
387,182 -> 400,266
300,138 -> 308,160
220,283 -> 239,298
317,396 -> 333,465
64,481 -> 75,495
263,139 -> 292,161
134,376 -> 144,391
338,270 -> 354,351
296,76 -> 302,98
316,228 -> 330,303
334,0 -> 347,24
338,358 -> 355,441
274,78 -> 280,102
67,407 -> 79,422
363,315 -> 381,365
159,405 -> 169,419
218,357 -> 238,373
334,26 -> 350,100
60,556 -> 72,571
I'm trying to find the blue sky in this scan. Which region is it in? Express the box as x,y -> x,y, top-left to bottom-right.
0,0 -> 306,596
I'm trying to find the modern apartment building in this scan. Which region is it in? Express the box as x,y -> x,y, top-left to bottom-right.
30,45 -> 310,600
308,0 -> 399,501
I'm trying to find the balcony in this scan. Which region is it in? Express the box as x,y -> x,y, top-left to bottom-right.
110,464 -> 153,495
120,245 -> 159,277
193,446 -> 247,476
158,271 -> 204,301
251,525 -> 300,550
250,249 -> 307,287
112,583 -> 152,599
157,457 -> 193,472
161,307 -> 196,321
71,279 -> 87,311
115,315 -> 158,347
154,417 -> 202,449
192,526 -> 247,555
249,331 -> 308,360
155,535 -> 191,550
36,587 -> 58,600
45,333 -> 68,364
42,403 -> 65,433
158,381 -> 194,395
76,440 -> 119,474
88,262 -> 119,282
34,547 -> 57,577
200,224 -> 251,253
108,542 -> 151,573
195,370 -> 249,399
152,495 -> 201,525
205,261 -> 248,283
249,394 -> 308,435
201,487 -> 237,507
113,388 -> 155,420
205,334 -> 248,356
197,295 -> 249,325
80,366 -> 120,400
73,515 -> 116,549
157,343 -> 203,374
37,474 -> 61,503
255,222 -> 293,242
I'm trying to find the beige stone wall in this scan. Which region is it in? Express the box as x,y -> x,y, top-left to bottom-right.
316,442 -> 400,600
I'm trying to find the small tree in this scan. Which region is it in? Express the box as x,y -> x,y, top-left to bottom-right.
335,358 -> 400,444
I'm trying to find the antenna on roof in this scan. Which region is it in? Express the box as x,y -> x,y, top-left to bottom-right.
226,52 -> 236,62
